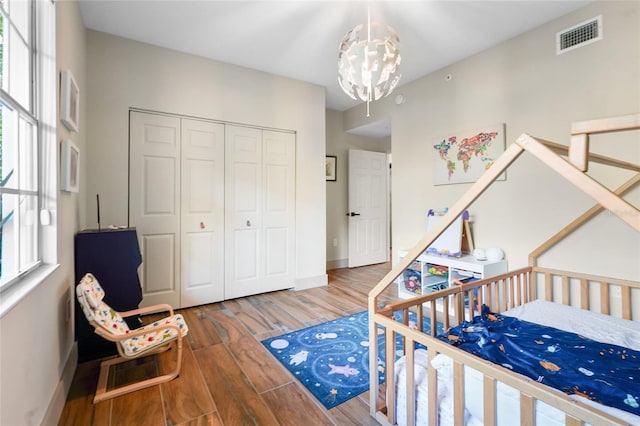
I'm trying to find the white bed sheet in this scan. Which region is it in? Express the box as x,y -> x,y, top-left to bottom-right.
393,299 -> 640,426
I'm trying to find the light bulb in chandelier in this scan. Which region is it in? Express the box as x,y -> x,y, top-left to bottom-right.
337,20 -> 401,114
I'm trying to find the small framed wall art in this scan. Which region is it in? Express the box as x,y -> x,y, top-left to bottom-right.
325,155 -> 337,181
60,70 -> 80,132
61,140 -> 80,192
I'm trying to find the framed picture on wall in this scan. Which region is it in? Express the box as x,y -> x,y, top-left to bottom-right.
326,155 -> 337,181
61,139 -> 80,192
432,123 -> 506,185
60,70 -> 80,132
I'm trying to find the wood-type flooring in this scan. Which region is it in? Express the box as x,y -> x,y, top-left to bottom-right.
58,262 -> 397,426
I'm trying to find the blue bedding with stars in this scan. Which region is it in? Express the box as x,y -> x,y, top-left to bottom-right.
438,305 -> 640,416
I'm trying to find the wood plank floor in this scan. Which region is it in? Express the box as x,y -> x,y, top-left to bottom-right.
59,262 -> 397,426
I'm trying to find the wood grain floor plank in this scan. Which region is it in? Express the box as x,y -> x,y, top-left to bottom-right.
247,298 -> 308,333
109,386 -> 165,426
218,298 -> 277,336
260,382 -> 334,426
329,394 -> 381,426
206,308 -> 294,393
306,285 -> 364,313
179,307 -> 223,350
219,296 -> 257,315
57,360 -> 101,426
174,412 -> 223,426
158,344 -> 216,425
262,290 -> 325,324
90,401 -> 111,426
294,292 -> 352,320
193,344 -> 280,425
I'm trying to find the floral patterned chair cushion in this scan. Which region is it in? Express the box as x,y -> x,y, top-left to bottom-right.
119,314 -> 188,356
76,273 -> 188,356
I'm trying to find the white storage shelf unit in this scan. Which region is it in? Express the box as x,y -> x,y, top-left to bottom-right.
397,250 -> 508,299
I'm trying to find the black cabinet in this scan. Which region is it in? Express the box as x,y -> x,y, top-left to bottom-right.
74,228 -> 143,362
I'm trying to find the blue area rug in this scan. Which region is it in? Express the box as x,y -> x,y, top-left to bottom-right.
261,310 -> 443,409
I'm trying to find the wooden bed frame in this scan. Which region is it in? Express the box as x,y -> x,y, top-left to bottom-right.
368,114 -> 640,426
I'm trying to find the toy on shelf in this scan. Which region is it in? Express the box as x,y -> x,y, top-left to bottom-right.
427,264 -> 448,276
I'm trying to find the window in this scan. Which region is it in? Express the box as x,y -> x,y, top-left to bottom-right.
0,0 -> 40,290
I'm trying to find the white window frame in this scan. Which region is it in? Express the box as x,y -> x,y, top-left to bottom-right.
0,0 -> 58,317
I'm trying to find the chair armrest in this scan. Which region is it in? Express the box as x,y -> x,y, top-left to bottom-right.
96,322 -> 182,342
119,304 -> 175,318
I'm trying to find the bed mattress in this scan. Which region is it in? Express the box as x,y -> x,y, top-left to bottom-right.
393,299 -> 640,426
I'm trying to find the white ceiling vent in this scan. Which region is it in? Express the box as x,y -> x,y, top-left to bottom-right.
556,15 -> 602,55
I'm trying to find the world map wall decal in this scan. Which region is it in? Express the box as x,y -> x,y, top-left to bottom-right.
433,123 -> 506,185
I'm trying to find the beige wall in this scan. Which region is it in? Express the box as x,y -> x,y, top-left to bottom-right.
0,1 -> 85,425
84,31 -> 327,288
325,109 -> 391,267
350,1 -> 640,282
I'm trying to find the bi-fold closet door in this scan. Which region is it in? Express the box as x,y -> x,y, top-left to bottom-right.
129,111 -> 295,308
224,125 -> 296,300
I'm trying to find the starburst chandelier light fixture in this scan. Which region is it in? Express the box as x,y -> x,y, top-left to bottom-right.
337,9 -> 402,117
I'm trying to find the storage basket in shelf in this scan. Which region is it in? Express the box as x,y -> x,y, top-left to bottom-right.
402,264 -> 422,295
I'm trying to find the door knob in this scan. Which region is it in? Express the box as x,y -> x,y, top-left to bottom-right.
200,222 -> 205,229
346,212 -> 361,217
246,220 -> 251,227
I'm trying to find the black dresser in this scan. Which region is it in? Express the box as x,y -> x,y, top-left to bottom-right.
74,227 -> 143,362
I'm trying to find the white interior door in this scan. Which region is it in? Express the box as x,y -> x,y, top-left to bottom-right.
347,149 -> 389,268
225,125 -> 295,299
180,119 -> 225,307
129,111 -> 181,307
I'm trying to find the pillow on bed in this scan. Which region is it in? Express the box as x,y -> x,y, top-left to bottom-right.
503,299 -> 640,351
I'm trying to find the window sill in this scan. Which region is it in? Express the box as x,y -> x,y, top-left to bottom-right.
0,263 -> 60,318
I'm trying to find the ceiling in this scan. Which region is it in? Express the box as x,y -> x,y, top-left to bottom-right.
78,0 -> 592,136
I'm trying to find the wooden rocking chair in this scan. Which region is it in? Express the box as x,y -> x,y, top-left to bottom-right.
76,273 -> 189,403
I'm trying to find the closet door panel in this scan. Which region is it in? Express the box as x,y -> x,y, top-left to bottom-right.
265,227 -> 288,275
225,125 -> 263,299
233,228 -> 258,281
261,130 -> 295,288
180,119 -> 225,307
142,234 -> 176,294
129,111 -> 181,308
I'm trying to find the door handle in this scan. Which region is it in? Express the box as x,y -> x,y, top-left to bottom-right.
346,212 -> 361,216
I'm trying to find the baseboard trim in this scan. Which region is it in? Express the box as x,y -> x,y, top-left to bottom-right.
42,342 -> 77,426
294,274 -> 328,290
326,258 -> 348,270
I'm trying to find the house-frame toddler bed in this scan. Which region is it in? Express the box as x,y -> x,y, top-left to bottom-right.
368,114 -> 640,425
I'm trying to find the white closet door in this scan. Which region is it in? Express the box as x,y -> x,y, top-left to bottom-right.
180,119 -> 225,307
262,130 -> 296,292
129,111 -> 181,308
225,125 -> 295,299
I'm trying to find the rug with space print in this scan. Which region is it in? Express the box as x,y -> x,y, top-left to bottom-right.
261,310 -> 442,409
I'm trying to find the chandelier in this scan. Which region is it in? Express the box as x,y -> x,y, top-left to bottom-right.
337,10 -> 402,116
